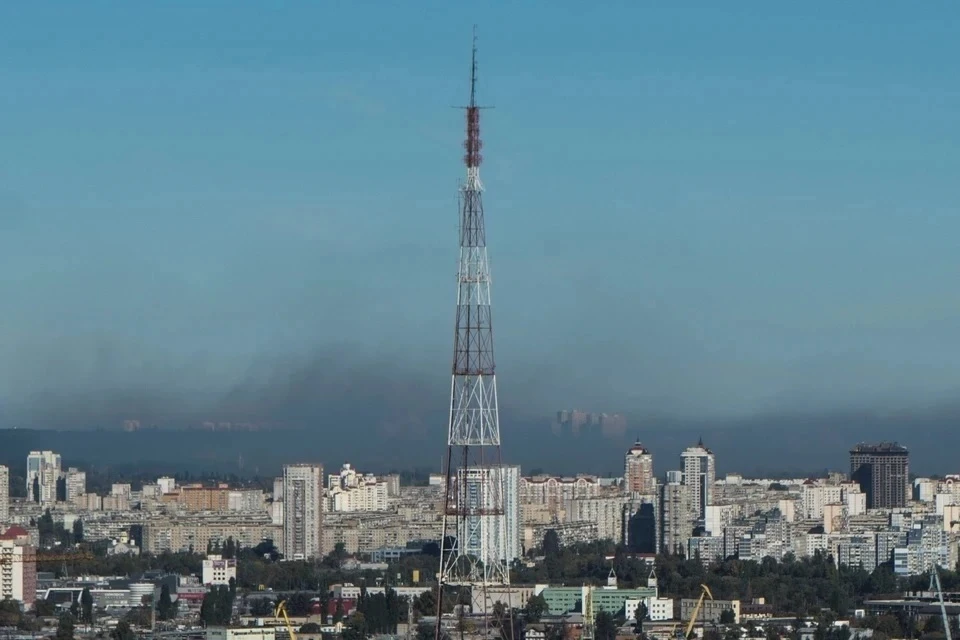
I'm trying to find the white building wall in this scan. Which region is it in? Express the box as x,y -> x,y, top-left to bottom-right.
704,505 -> 734,536
64,468 -> 86,504
202,555 -> 238,586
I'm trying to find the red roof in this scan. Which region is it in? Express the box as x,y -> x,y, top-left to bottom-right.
0,526 -> 29,540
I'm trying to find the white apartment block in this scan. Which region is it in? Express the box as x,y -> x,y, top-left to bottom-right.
457,465 -> 521,565
26,451 -> 61,505
0,538 -> 36,606
283,464 -> 324,560
704,505 -> 734,536
800,482 -> 843,520
681,441 -> 715,520
625,597 -> 674,622
568,495 -> 626,543
330,482 -> 387,512
157,477 -> 177,494
326,463 -> 390,513
64,468 -> 86,504
202,554 -> 237,586
844,486 -> 867,517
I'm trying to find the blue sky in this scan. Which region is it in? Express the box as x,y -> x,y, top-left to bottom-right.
1,2 -> 960,423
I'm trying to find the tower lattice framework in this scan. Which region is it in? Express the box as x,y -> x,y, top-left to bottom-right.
436,31 -> 511,631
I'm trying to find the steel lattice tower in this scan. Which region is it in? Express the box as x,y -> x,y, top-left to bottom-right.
435,31 -> 511,634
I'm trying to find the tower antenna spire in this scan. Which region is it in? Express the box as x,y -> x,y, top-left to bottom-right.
463,26 -> 484,184
470,24 -> 478,108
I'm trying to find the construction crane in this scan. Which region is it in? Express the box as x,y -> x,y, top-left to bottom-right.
275,600 -> 298,640
930,565 -> 952,640
681,584 -> 714,639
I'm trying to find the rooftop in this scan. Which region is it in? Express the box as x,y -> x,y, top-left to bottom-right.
850,442 -> 909,454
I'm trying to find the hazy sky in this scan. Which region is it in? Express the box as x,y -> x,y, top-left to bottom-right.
1,3 -> 960,426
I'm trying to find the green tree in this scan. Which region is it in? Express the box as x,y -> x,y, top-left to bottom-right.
81,587 -> 94,623
720,609 -> 736,624
200,586 -> 234,626
634,601 -> 649,636
0,599 -> 22,627
157,584 -> 175,621
873,615 -> 902,638
111,620 -> 135,640
525,594 -> 548,623
34,599 -> 57,617
73,519 -> 84,544
223,537 -> 237,560
415,590 -> 437,618
595,611 -> 617,640
342,612 -> 368,640
250,599 -> 275,617
55,613 -> 75,640
287,592 -> 313,616
542,530 -> 561,557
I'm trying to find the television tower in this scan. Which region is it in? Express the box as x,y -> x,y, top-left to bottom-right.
436,29 -> 511,635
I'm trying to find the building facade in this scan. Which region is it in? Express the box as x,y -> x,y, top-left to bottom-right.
26,451 -> 61,505
850,442 -> 909,509
569,495 -> 626,543
659,480 -> 692,554
202,554 -> 238,586
282,464 -> 324,560
456,465 -> 521,565
64,468 -> 87,505
625,442 -> 655,497
0,537 -> 36,606
681,441 -> 715,520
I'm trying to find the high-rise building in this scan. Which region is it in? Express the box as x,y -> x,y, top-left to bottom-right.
456,465 -> 521,566
659,480 -> 692,555
850,442 -> 909,509
681,440 -> 715,520
0,527 -> 36,607
64,468 -> 86,504
0,466 -> 9,520
26,451 -> 61,505
625,441 -> 655,496
282,464 -> 323,560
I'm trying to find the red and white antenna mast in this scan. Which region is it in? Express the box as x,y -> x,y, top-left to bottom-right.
435,27 -> 513,639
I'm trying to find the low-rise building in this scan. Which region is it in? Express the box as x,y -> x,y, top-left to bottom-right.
202,554 -> 238,586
